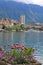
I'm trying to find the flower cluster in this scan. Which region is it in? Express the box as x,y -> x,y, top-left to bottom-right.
0,45 -> 37,65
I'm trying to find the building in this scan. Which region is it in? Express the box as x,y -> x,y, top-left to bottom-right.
11,20 -> 19,26
20,15 -> 25,25
0,19 -> 12,27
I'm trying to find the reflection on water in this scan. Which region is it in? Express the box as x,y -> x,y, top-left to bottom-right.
0,31 -> 43,65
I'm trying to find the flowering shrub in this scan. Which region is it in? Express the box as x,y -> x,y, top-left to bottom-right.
0,45 -> 37,65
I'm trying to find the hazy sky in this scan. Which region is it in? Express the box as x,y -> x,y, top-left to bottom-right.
4,0 -> 43,6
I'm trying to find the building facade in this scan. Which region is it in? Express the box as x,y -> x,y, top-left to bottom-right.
20,15 -> 25,25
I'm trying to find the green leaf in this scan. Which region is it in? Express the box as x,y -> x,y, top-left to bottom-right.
23,48 -> 34,56
11,49 -> 17,56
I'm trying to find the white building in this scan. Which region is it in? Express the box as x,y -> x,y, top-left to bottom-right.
20,15 -> 25,25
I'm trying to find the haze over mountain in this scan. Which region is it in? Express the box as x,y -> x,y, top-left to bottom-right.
0,1 -> 43,24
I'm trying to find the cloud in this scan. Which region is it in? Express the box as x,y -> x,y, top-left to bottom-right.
32,0 -> 43,6
14,0 -> 32,4
13,0 -> 43,6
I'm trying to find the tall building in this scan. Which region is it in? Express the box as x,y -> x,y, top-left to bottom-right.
20,15 -> 25,25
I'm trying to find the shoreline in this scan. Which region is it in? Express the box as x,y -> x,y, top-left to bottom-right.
0,29 -> 43,32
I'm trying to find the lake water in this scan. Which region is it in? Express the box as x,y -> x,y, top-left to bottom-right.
0,31 -> 43,65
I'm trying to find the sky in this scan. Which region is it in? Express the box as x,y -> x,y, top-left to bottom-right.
3,0 -> 43,6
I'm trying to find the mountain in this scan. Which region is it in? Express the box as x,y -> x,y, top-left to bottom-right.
0,1 -> 43,24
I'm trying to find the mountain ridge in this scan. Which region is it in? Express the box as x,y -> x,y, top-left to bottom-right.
0,1 -> 43,24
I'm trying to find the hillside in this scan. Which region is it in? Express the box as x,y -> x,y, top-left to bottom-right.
0,1 -> 43,24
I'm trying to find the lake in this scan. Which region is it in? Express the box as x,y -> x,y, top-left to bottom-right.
0,31 -> 43,65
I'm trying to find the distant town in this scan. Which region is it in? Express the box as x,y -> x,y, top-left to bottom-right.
0,15 -> 43,32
